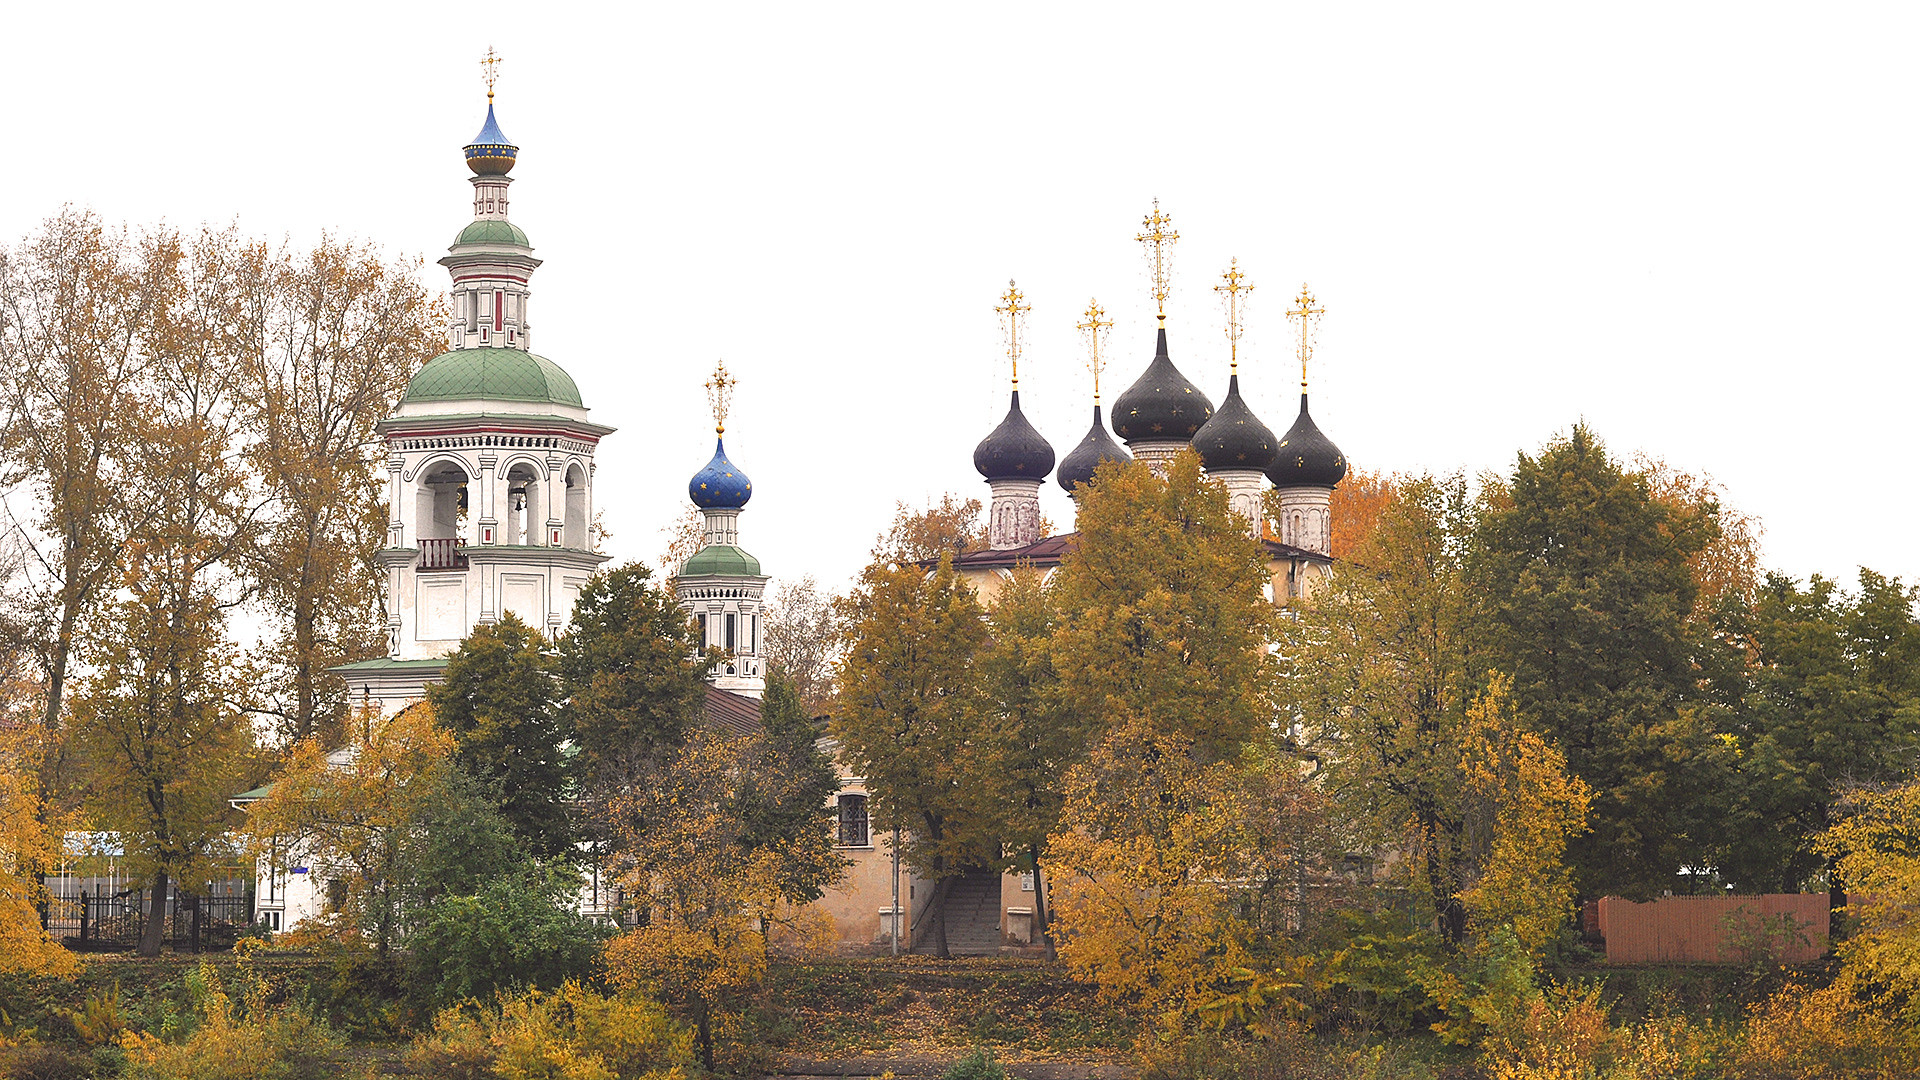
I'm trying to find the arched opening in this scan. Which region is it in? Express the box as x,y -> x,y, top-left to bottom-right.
563,462 -> 588,549
415,462 -> 469,542
504,462 -> 545,546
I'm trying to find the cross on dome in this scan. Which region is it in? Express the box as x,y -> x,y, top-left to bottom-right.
1287,283 -> 1324,391
1215,259 -> 1253,373
1076,298 -> 1113,404
1136,199 -> 1179,321
995,280 -> 1031,389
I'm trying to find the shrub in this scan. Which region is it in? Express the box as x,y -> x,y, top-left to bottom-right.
405,864 -> 608,1008
0,1044 -> 90,1080
942,1046 -> 1007,1080
58,981 -> 127,1045
407,981 -> 694,1080
1734,979 -> 1920,1080
116,962 -> 343,1080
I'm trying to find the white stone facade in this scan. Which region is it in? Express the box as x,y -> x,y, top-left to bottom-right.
987,477 -> 1044,550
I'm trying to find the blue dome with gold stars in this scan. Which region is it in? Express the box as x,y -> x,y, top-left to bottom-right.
464,103 -> 519,175
689,439 -> 752,508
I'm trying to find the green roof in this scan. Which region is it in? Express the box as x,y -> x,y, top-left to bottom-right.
454,219 -> 530,247
682,545 -> 762,578
403,349 -> 583,408
232,783 -> 276,803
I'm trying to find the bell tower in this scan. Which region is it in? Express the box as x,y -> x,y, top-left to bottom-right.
676,362 -> 769,698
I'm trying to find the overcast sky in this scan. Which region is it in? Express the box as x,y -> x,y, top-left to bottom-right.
7,4 -> 1916,596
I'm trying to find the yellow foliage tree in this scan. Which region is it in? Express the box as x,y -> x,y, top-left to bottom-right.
1047,720 -> 1258,1018
1819,780 -> 1920,1019
0,718 -> 77,975
241,702 -> 455,954
1456,675 -> 1593,953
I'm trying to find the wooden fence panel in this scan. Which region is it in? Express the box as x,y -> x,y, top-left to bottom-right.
1594,894 -> 1828,964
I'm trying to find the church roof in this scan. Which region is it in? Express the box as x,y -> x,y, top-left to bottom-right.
464,102 -> 518,175
454,219 -> 530,247
403,348 -> 583,408
683,544 -> 762,578
1112,327 -> 1213,443
1194,373 -> 1278,472
930,531 -> 1330,573
705,685 -> 764,738
689,438 -> 752,509
1057,405 -> 1130,493
1268,393 -> 1347,489
973,390 -> 1055,481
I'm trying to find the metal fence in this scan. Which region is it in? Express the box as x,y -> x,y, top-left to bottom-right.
42,884 -> 254,953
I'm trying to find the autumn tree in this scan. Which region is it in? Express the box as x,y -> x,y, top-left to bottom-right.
872,494 -> 986,562
1469,424 -> 1720,898
0,210 -> 160,744
67,225 -> 270,955
237,235 -> 442,746
1818,781 -> 1920,1021
1281,473 -> 1482,942
0,715 -> 77,976
977,564 -> 1090,955
429,615 -> 575,861
736,671 -> 842,905
601,722 -> 842,1070
1051,453 -> 1279,757
832,552 -> 992,957
761,575 -> 840,716
242,702 -> 458,954
1326,467 -> 1398,561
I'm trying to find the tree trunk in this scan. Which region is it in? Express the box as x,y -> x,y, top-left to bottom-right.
695,1003 -> 714,1072
1030,845 -> 1055,960
139,868 -> 170,956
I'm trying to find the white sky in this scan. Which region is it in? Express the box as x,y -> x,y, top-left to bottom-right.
6,4 -> 1917,597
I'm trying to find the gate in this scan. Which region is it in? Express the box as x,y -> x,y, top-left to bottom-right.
42,884 -> 254,953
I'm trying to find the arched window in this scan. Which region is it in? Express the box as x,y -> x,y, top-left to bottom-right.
837,795 -> 870,847
563,462 -> 589,549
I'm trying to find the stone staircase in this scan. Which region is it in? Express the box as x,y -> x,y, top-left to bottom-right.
913,870 -> 1001,956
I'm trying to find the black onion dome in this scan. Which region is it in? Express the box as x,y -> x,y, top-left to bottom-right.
1112,327 -> 1214,443
1267,393 -> 1347,488
1058,405 -> 1131,492
973,390 -> 1056,481
1193,374 -> 1278,472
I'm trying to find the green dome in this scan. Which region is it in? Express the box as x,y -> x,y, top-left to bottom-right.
682,545 -> 762,578
454,219 -> 530,247
403,348 -> 583,408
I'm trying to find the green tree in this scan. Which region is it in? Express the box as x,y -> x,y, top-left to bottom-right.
555,562 -> 710,785
1713,570 -> 1920,894
1469,424 -> 1719,897
737,670 -> 842,904
832,551 -> 992,957
1281,473 -> 1482,944
1051,454 -> 1278,758
428,615 -> 574,861
978,564 -> 1091,955
405,864 -> 608,1008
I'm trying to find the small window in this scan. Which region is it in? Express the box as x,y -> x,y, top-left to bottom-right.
697,614 -> 708,645
725,613 -> 736,652
838,794 -> 870,847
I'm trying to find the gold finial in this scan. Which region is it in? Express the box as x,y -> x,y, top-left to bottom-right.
481,47 -> 502,103
1136,199 -> 1179,323
1286,283 -> 1325,391
1076,298 -> 1114,405
705,359 -> 736,435
995,279 -> 1031,390
1215,258 -> 1253,374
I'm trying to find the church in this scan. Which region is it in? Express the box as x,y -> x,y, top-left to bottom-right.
245,75 -> 1351,951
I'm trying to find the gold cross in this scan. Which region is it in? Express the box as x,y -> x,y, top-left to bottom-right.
1215,259 -> 1253,373
1287,283 -> 1324,391
705,359 -> 736,435
481,48 -> 502,103
1076,298 -> 1114,404
995,279 -> 1031,389
1136,199 -> 1178,321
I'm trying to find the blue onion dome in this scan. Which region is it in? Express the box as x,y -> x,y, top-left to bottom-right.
464,103 -> 519,175
1111,327 -> 1214,443
1267,393 -> 1347,488
689,438 -> 752,508
1058,405 -> 1131,492
1194,374 -> 1278,472
973,390 -> 1055,481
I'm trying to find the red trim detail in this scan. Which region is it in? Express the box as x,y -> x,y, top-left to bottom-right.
494,291 -> 504,329
386,423 -> 603,444
453,274 -> 530,285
